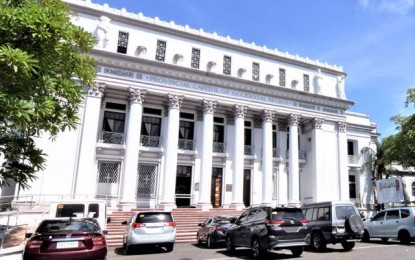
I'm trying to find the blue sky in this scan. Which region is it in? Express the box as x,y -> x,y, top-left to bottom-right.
93,0 -> 415,140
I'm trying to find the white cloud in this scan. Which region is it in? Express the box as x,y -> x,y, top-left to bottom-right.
358,0 -> 415,15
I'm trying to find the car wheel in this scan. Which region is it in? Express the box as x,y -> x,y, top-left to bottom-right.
381,238 -> 389,243
290,247 -> 303,257
341,241 -> 355,251
345,214 -> 364,235
398,230 -> 411,245
252,238 -> 266,259
311,233 -> 326,251
207,235 -> 213,248
196,233 -> 202,245
123,243 -> 130,255
362,230 -> 370,242
226,236 -> 235,254
166,243 -> 174,252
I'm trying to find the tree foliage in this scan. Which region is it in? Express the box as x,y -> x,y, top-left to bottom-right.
0,0 -> 96,189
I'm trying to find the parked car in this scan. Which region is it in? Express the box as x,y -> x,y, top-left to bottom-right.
23,218 -> 107,260
362,207 -> 415,244
225,206 -> 310,258
121,211 -> 176,254
302,201 -> 364,251
196,216 -> 236,248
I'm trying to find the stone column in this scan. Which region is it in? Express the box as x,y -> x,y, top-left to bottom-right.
74,82 -> 105,197
159,94 -> 183,211
261,109 -> 274,206
197,100 -> 217,210
288,114 -> 300,205
312,118 -> 324,201
119,87 -> 146,210
337,121 -> 349,200
230,104 -> 247,210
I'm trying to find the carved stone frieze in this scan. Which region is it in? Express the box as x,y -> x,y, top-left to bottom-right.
202,99 -> 217,114
167,94 -> 183,109
288,114 -> 300,127
262,109 -> 274,123
129,87 -> 146,104
313,117 -> 324,129
233,104 -> 247,119
88,82 -> 106,97
338,121 -> 347,132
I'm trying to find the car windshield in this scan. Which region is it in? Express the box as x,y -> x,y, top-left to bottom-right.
37,219 -> 100,233
271,209 -> 304,220
135,212 -> 173,223
214,216 -> 232,223
335,206 -> 357,220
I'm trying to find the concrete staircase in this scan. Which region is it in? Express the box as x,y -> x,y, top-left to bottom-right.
105,208 -> 244,248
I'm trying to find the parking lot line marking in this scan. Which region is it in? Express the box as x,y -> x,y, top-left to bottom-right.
356,244 -> 398,250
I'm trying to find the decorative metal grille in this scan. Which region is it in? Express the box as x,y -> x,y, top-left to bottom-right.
117,31 -> 129,54
279,68 -> 286,87
137,163 -> 158,198
213,142 -> 226,153
303,74 -> 310,91
272,168 -> 278,200
244,145 -> 254,155
178,139 -> 194,150
100,131 -> 124,144
223,56 -> 232,75
191,48 -> 200,69
97,161 -> 121,183
272,148 -> 280,158
252,62 -> 260,81
140,135 -> 162,148
155,40 -> 166,62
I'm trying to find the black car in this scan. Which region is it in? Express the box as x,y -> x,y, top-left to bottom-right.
225,207 -> 310,258
196,216 -> 236,248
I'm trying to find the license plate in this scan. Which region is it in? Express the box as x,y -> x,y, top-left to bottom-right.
145,227 -> 163,234
57,241 -> 78,249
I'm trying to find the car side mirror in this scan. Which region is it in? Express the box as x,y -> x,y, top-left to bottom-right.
121,221 -> 128,225
25,233 -> 33,239
107,217 -> 111,224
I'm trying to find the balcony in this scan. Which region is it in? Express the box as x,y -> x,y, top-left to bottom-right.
348,155 -> 360,165
178,139 -> 195,150
272,148 -> 281,158
99,131 -> 124,144
244,145 -> 254,156
140,135 -> 162,148
213,142 -> 226,153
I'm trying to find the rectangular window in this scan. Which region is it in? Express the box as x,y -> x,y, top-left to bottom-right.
279,68 -> 286,86
252,62 -> 260,81
117,31 -> 129,54
349,174 -> 357,199
141,116 -> 161,136
102,111 -> 125,133
347,141 -> 356,155
223,56 -> 232,75
191,48 -> 200,69
304,74 -> 310,91
155,40 -> 167,62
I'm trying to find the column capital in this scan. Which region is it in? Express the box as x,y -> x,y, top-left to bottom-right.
88,82 -> 106,97
262,109 -> 275,123
233,104 -> 247,118
167,94 -> 184,109
313,117 -> 325,129
129,87 -> 147,104
288,114 -> 300,127
338,121 -> 347,132
202,99 -> 217,114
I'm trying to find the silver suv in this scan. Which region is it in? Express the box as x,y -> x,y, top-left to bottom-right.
363,207 -> 415,244
121,211 -> 176,254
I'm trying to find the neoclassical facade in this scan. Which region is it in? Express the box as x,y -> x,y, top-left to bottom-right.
10,0 -> 378,211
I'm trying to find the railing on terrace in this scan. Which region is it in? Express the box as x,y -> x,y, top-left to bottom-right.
178,139 -> 195,150
213,142 -> 226,153
99,131 -> 124,144
140,135 -> 162,148
244,145 -> 254,155
272,148 -> 281,158
348,155 -> 360,164
286,151 -> 307,160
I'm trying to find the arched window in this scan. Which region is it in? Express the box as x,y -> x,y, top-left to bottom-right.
412,182 -> 415,196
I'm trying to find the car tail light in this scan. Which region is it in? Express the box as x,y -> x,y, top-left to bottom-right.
26,239 -> 43,249
166,222 -> 176,227
267,219 -> 285,226
92,235 -> 106,246
299,219 -> 309,225
132,223 -> 145,229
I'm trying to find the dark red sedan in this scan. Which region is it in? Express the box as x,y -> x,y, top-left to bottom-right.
23,218 -> 107,260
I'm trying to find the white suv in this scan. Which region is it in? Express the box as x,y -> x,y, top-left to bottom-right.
363,207 -> 415,244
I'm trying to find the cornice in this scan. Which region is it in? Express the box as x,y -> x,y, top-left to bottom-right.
66,0 -> 345,75
90,49 -> 355,111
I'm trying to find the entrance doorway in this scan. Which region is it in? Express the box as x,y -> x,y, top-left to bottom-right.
211,168 -> 223,208
243,169 -> 251,207
175,166 -> 192,207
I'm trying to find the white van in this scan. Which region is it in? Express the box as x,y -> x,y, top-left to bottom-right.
48,199 -> 111,231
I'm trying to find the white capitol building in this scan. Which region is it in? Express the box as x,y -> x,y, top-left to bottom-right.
5,0 -> 379,211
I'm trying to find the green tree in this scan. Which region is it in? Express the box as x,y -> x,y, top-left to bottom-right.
0,0 -> 96,189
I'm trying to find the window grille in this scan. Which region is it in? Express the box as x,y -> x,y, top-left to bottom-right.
304,74 -> 310,91
223,56 -> 231,75
137,164 -> 158,198
279,68 -> 286,87
191,48 -> 200,69
117,31 -> 129,54
97,161 -> 121,183
155,40 -> 167,62
252,62 -> 260,81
